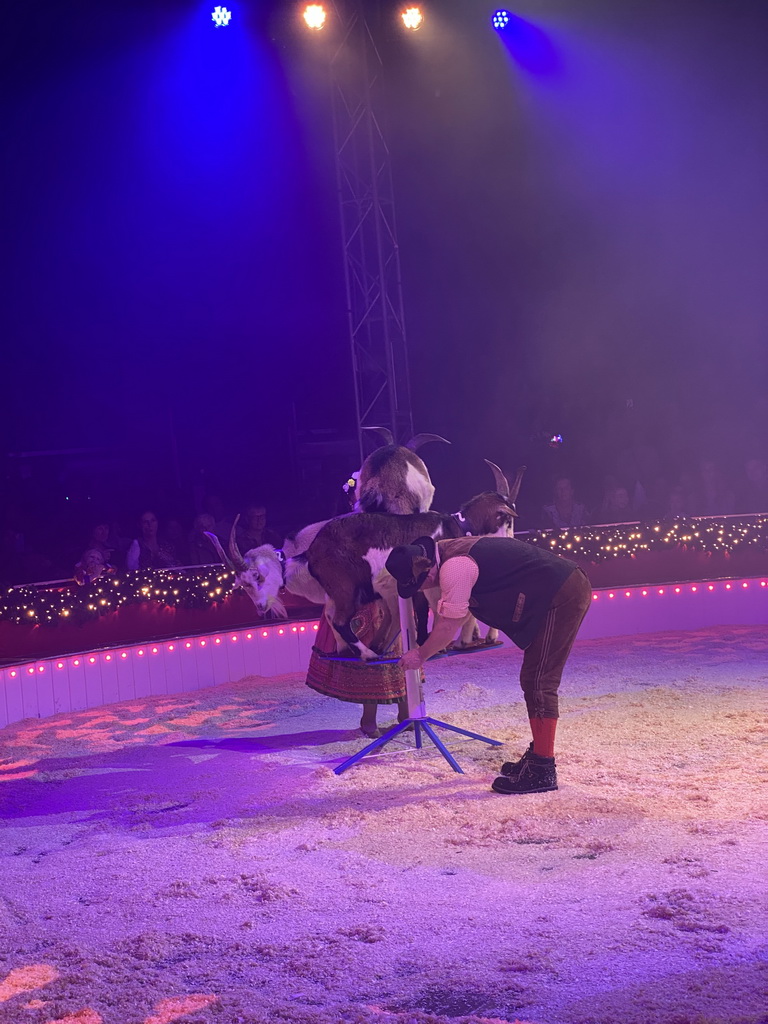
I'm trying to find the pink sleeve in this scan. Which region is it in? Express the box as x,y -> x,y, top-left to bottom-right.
436,556 -> 479,619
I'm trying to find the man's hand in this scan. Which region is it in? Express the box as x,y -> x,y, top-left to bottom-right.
399,647 -> 424,671
399,613 -> 469,670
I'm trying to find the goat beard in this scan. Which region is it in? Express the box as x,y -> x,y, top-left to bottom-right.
264,593 -> 287,619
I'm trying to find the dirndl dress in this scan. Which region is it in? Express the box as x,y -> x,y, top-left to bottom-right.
305,601 -> 406,705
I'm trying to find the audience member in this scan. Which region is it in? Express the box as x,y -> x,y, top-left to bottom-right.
235,503 -> 282,552
74,548 -> 115,586
165,517 -> 189,565
126,511 -> 180,571
592,481 -> 635,525
188,513 -> 221,565
644,476 -> 673,521
687,458 -> 735,517
83,521 -> 120,568
735,456 -> 768,513
541,476 -> 589,530
664,485 -> 687,519
613,440 -> 653,521
203,495 -> 232,542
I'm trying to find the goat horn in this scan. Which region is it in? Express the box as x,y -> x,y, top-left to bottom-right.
405,433 -> 451,451
362,426 -> 395,447
484,460 -> 511,499
228,515 -> 247,573
508,465 -> 527,504
204,531 -> 234,570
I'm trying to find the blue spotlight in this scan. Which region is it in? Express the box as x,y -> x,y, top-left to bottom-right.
211,5 -> 232,27
491,11 -> 560,73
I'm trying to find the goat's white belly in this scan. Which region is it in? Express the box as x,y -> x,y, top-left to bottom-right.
362,547 -> 394,588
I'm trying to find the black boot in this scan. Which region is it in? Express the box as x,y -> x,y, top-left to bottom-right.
499,742 -> 534,778
491,753 -> 558,794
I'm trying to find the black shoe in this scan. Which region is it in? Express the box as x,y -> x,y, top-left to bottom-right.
491,753 -> 558,795
499,742 -> 534,778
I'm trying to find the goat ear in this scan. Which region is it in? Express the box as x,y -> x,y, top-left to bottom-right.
412,555 -> 434,574
405,433 -> 451,451
484,460 -> 510,499
498,504 -> 518,520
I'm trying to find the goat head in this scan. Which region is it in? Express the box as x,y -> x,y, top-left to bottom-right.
204,517 -> 286,618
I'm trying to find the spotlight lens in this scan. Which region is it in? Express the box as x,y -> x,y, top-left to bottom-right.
211,5 -> 232,27
492,9 -> 510,30
303,4 -> 327,30
401,7 -> 423,30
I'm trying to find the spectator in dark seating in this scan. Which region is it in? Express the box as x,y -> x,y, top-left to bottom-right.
74,547 -> 115,586
235,503 -> 282,552
84,520 -> 120,568
126,511 -> 179,571
592,481 -> 635,525
541,476 -> 589,530
644,476 -> 673,521
165,517 -> 189,565
688,458 -> 735,517
188,513 -> 221,565
735,456 -> 768,513
203,494 -> 232,542
614,443 -> 651,520
664,485 -> 687,519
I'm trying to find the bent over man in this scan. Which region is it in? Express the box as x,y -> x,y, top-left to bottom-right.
384,535 -> 592,795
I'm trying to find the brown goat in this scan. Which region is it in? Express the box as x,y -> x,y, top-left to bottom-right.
455,461 -> 526,537
354,427 -> 449,515
306,511 -> 462,659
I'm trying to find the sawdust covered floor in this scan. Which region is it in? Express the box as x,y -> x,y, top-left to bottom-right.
0,624 -> 766,1024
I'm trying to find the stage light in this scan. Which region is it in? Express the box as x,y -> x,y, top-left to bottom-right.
401,7 -> 423,30
303,4 -> 327,30
211,6 -> 232,27
492,9 -> 510,30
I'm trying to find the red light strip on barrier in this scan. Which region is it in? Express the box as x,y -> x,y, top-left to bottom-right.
592,579 -> 766,600
2,620 -> 324,680
3,583 -> 761,682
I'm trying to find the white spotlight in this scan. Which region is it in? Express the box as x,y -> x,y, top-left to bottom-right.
303,4 -> 327,30
401,7 -> 423,31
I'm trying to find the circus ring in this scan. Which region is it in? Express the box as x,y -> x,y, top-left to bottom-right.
1,516 -> 766,731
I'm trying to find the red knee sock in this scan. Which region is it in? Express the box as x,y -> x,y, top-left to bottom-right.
529,717 -> 557,759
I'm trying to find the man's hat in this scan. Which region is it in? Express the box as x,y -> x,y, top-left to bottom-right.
385,536 -> 437,598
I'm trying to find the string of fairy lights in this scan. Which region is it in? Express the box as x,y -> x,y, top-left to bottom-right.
523,514 -> 768,563
0,516 -> 766,629
0,568 -> 237,628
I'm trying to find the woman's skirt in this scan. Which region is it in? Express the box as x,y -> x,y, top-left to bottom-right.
305,602 -> 406,705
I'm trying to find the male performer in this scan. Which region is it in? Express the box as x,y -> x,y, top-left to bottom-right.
384,535 -> 592,794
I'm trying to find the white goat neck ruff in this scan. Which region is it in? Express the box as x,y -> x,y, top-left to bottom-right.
362,547 -> 392,584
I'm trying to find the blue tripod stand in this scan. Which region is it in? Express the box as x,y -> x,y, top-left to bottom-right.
333,597 -> 502,775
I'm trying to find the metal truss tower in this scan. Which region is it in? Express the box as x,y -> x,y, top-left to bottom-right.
330,0 -> 414,460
